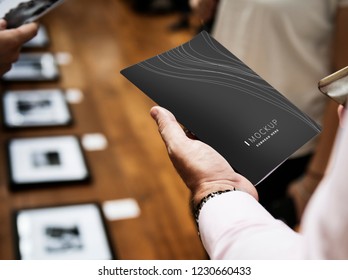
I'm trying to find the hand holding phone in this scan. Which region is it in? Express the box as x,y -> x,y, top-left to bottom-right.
0,0 -> 64,29
318,66 -> 348,106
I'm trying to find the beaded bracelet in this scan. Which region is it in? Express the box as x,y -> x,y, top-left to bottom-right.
194,188 -> 236,224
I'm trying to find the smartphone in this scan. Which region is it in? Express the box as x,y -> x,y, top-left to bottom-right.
318,66 -> 348,106
0,0 -> 64,29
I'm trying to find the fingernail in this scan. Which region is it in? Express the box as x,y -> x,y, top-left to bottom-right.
0,19 -> 6,30
150,107 -> 159,119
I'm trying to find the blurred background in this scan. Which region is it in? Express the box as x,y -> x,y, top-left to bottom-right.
0,0 -> 208,260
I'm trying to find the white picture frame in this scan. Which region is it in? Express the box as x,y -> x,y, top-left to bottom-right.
14,203 -> 114,260
7,135 -> 90,189
2,52 -> 59,82
2,89 -> 72,128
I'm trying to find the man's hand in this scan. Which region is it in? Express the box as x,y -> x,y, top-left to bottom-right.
0,20 -> 38,76
150,106 -> 258,207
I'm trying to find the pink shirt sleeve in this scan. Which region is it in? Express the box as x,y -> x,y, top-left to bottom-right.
301,117 -> 348,259
199,114 -> 348,259
198,191 -> 304,259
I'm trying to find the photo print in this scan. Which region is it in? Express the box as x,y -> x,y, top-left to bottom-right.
7,135 -> 90,189
44,225 -> 83,253
32,150 -> 61,167
2,52 -> 59,82
17,98 -> 51,115
14,203 -> 114,259
0,0 -> 65,29
2,89 -> 72,128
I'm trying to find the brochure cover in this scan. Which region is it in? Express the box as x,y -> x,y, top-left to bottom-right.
121,31 -> 321,185
0,0 -> 64,29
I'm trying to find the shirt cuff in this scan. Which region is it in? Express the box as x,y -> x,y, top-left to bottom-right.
198,191 -> 303,259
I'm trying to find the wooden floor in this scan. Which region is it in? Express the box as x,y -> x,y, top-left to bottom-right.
0,0 -> 208,260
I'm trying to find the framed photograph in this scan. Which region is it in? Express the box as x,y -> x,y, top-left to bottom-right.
2,89 -> 72,129
24,25 -> 50,48
2,52 -> 59,82
14,203 -> 115,260
7,135 -> 90,189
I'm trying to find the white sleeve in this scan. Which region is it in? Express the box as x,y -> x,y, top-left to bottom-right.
301,113 -> 348,259
198,111 -> 348,260
198,191 -> 304,259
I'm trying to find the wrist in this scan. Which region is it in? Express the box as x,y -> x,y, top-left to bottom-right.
191,181 -> 238,209
192,189 -> 237,226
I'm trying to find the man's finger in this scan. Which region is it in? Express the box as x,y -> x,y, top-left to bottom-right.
338,104 -> 346,126
0,19 -> 7,30
150,106 -> 188,150
0,63 -> 12,76
15,22 -> 39,44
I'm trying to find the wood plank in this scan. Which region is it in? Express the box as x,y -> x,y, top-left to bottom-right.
0,0 -> 207,260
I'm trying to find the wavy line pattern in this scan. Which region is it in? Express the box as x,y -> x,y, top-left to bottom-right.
136,31 -> 320,132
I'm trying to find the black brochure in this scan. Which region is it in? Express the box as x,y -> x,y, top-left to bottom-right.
121,31 -> 321,185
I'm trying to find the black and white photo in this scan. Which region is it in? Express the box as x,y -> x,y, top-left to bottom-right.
2,53 -> 59,82
14,203 -> 114,259
7,135 -> 90,189
2,89 -> 72,128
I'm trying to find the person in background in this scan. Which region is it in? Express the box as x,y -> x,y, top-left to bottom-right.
168,0 -> 191,31
130,0 -> 186,14
150,102 -> 348,259
0,19 -> 38,77
189,0 -> 348,227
